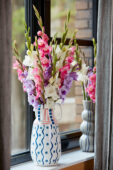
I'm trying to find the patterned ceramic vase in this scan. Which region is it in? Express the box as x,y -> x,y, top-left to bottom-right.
30,105 -> 61,166
79,100 -> 95,152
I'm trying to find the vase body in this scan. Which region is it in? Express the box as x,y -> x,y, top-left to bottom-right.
79,100 -> 95,152
30,105 -> 61,166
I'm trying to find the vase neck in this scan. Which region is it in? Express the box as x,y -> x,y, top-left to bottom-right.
36,105 -> 55,124
83,101 -> 93,110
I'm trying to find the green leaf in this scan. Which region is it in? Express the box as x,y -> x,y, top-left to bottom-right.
67,11 -> 71,22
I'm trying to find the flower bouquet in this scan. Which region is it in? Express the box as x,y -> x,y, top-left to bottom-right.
13,7 -> 83,110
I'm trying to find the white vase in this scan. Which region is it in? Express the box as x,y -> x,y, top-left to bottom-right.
79,100 -> 95,152
30,105 -> 61,166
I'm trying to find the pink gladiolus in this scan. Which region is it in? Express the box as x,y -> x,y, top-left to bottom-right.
32,68 -> 40,74
34,75 -> 42,85
89,74 -> 96,83
42,45 -> 52,55
42,33 -> 49,42
93,66 -> 96,72
35,93 -> 41,100
89,85 -> 95,92
36,86 -> 42,95
13,60 -> 20,69
39,50 -> 45,58
69,47 -> 76,56
66,56 -> 74,64
37,31 -> 43,36
38,38 -> 45,48
59,64 -> 70,81
41,57 -> 50,68
42,47 -> 50,55
59,64 -> 70,73
32,67 -> 43,100
37,31 -> 49,42
17,69 -> 23,82
90,94 -> 95,103
32,68 -> 42,85
86,71 -> 96,103
61,71 -> 67,79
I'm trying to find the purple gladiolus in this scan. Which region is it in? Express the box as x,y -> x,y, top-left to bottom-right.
33,99 -> 40,109
43,66 -> 52,86
19,70 -> 28,83
72,64 -> 81,71
59,86 -> 68,101
23,80 -> 35,94
69,72 -> 78,80
28,94 -> 40,108
28,94 -> 35,105
59,72 -> 78,102
64,77 -> 73,88
88,67 -> 93,77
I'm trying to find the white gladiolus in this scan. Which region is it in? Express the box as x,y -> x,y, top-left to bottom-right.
77,63 -> 89,82
23,51 -> 37,67
23,55 -> 34,67
27,68 -> 34,80
56,51 -> 66,71
45,84 -> 59,101
49,73 -> 60,87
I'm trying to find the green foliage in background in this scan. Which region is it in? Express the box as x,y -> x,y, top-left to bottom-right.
12,6 -> 25,56
12,0 -> 76,56
51,0 -> 76,37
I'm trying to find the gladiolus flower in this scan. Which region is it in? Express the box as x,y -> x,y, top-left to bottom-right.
42,33 -> 49,42
13,60 -> 20,69
66,56 -> 74,64
37,31 -> 43,36
38,38 -> 45,48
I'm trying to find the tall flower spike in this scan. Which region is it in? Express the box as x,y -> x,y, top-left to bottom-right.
33,5 -> 44,33
24,23 -> 31,50
34,36 -> 46,104
13,41 -> 24,71
60,11 -> 71,49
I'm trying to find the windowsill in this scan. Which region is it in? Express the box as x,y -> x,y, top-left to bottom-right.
11,149 -> 94,170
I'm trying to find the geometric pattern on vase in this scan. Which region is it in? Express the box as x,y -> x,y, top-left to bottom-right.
79,100 -> 95,152
30,105 -> 61,166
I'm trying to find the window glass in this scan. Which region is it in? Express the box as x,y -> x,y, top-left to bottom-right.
51,0 -> 92,39
11,0 -> 27,155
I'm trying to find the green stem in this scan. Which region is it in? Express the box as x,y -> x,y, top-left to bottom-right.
82,82 -> 86,100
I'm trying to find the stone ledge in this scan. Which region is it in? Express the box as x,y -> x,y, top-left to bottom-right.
11,149 -> 94,170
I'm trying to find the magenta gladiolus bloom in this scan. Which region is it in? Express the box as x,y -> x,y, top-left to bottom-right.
86,72 -> 96,103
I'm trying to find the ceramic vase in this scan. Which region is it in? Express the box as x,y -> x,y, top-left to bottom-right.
30,105 -> 61,166
79,100 -> 95,152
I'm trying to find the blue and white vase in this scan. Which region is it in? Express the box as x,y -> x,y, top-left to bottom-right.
79,100 -> 95,152
30,105 -> 61,166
